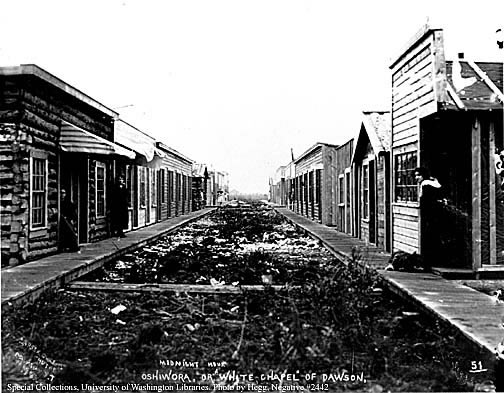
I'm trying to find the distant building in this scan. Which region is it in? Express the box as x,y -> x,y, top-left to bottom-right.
293,142 -> 339,225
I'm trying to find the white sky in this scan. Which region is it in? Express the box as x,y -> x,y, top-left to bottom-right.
1,0 -> 503,193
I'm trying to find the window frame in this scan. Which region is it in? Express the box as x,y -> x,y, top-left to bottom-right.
95,161 -> 106,218
126,164 -> 134,209
30,155 -> 48,230
160,169 -> 166,204
139,167 -> 146,208
362,163 -> 369,220
394,150 -> 418,203
338,174 -> 345,206
151,169 -> 157,208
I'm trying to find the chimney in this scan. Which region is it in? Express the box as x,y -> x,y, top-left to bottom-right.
458,52 -> 465,59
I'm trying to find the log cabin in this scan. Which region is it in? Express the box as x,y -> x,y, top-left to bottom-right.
0,64 -> 131,266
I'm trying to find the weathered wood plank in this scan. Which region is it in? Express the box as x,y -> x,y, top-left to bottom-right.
489,122 -> 496,265
67,281 -> 295,293
394,232 -> 418,251
393,84 -> 434,116
394,218 -> 418,231
472,117 -> 482,270
393,204 -> 419,216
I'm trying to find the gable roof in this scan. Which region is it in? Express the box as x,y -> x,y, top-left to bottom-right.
442,61 -> 503,111
351,111 -> 391,164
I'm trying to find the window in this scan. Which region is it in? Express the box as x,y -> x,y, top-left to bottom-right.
168,171 -> 174,202
160,169 -> 166,203
176,173 -> 181,203
95,162 -> 106,217
362,164 -> 369,219
346,172 -> 351,208
182,175 -> 186,203
151,169 -> 156,207
139,167 -> 146,207
339,175 -> 344,205
395,151 -> 418,202
126,165 -> 133,208
31,157 -> 47,228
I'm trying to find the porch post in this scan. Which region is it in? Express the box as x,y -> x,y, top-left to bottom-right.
489,121 -> 497,265
472,117 -> 482,270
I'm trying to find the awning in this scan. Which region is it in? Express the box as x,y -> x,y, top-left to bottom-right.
60,122 -> 136,159
114,120 -> 156,162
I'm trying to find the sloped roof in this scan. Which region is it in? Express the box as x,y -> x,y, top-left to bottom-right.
352,111 -> 391,164
192,163 -> 208,177
363,111 -> 391,152
114,119 -> 157,161
157,141 -> 193,164
0,64 -> 118,118
442,61 -> 503,111
293,142 -> 339,164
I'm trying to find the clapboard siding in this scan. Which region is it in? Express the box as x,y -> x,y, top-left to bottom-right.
391,30 -> 443,166
394,216 -> 418,230
392,204 -> 419,252
393,237 -> 418,254
393,85 -> 434,118
334,140 -> 354,234
157,144 -> 192,216
293,144 -> 338,226
296,149 -> 322,174
394,134 -> 418,148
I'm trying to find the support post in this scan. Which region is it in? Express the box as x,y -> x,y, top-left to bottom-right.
472,117 -> 482,271
489,121 -> 497,265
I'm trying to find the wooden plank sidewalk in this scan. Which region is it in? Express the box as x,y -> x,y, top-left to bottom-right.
276,207 -> 391,269
276,207 -> 504,364
1,208 -> 215,309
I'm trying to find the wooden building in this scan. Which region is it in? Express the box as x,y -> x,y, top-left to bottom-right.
284,161 -> 295,210
192,163 -> 208,211
156,142 -> 193,218
334,138 -> 354,236
390,25 -> 503,273
293,142 -> 339,225
0,65 -> 132,266
270,165 -> 286,205
114,119 -> 162,230
352,112 -> 391,251
205,168 -> 229,206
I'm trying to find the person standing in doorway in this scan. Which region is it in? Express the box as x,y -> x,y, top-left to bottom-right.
112,175 -> 129,238
415,167 -> 442,269
60,188 -> 80,252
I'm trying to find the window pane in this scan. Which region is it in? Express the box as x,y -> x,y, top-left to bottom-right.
31,158 -> 46,227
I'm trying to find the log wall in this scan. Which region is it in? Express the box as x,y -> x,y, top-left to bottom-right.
0,73 -> 115,265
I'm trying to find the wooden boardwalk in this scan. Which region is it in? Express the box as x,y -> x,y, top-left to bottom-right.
1,208 -> 215,309
277,207 -> 391,269
276,207 -> 504,365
